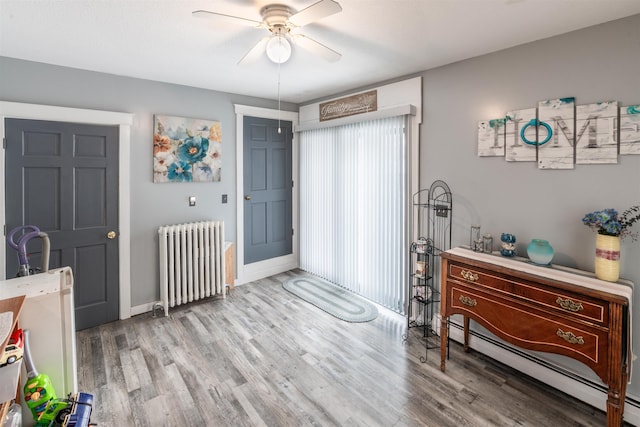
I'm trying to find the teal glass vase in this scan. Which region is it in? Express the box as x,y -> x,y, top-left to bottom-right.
527,239 -> 554,265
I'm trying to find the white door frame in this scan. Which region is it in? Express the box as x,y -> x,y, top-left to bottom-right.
0,101 -> 133,320
234,104 -> 299,285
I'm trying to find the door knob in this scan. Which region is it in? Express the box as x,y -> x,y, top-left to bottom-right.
107,231 -> 117,239
244,195 -> 251,201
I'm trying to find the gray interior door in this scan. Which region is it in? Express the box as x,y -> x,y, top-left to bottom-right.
243,116 -> 293,264
4,118 -> 119,330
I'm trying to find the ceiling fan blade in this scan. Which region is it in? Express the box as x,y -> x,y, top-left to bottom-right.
192,10 -> 262,27
293,34 -> 341,62
238,37 -> 270,65
288,0 -> 342,27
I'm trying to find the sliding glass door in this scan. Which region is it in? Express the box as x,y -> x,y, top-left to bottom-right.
299,115 -> 408,313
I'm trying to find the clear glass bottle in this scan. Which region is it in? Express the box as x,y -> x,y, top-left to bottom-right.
483,234 -> 493,253
470,225 -> 481,249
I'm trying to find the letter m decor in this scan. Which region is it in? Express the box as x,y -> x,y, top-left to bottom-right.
575,101 -> 618,165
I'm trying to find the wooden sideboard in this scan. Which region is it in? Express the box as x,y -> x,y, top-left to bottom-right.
439,248 -> 632,427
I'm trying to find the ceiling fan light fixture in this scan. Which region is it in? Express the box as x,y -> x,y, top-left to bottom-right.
194,0 -> 343,66
266,35 -> 292,64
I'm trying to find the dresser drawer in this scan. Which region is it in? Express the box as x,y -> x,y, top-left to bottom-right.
440,249 -> 631,426
448,284 -> 608,373
448,263 -> 608,326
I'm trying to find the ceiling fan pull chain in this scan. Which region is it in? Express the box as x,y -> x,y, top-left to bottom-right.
277,60 -> 282,134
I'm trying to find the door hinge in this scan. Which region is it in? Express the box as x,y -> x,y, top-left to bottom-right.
292,180 -> 294,188
292,229 -> 294,236
2,138 -> 6,149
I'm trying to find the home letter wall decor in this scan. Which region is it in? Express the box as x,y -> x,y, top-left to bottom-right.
478,97 -> 640,169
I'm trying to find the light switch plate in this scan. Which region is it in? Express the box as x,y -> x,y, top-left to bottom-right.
189,196 -> 196,206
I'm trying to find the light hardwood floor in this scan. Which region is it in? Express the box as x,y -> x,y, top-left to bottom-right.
77,270 -> 621,426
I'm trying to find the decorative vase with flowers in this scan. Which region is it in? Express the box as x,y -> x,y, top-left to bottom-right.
582,205 -> 640,282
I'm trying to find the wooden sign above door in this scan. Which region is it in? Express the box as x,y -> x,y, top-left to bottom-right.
319,90 -> 378,122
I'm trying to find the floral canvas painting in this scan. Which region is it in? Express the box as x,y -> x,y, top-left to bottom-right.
153,115 -> 222,183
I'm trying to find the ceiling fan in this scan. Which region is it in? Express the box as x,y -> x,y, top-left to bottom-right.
193,0 -> 342,65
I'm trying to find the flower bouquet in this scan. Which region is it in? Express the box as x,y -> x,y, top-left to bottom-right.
582,206 -> 640,240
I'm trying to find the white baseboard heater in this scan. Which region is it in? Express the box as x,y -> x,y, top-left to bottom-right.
158,221 -> 225,315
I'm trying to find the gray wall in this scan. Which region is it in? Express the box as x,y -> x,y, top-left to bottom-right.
0,57 -> 296,306
419,14 -> 640,396
2,12 -> 640,397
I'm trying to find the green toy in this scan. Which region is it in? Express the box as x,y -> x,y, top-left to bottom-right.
23,329 -> 57,420
35,397 -> 71,426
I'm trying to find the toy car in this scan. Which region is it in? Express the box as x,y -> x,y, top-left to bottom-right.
37,398 -> 71,426
0,328 -> 24,366
36,392 -> 94,427
62,392 -> 94,427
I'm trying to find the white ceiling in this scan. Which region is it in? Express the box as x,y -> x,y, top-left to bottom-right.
1,0 -> 640,104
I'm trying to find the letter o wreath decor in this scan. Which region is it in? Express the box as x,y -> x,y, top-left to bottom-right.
520,119 -> 553,146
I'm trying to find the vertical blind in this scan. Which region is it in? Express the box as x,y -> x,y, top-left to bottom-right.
299,115 -> 407,313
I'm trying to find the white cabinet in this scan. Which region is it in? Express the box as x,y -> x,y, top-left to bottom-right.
0,267 -> 77,424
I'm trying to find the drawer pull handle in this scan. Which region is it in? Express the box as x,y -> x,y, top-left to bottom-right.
460,270 -> 479,282
557,329 -> 584,345
459,295 -> 477,307
556,297 -> 583,313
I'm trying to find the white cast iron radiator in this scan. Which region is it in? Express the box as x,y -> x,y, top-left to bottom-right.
158,221 -> 225,315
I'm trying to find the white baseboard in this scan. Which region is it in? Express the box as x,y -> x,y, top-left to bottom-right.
130,301 -> 159,317
445,318 -> 640,425
236,258 -> 298,286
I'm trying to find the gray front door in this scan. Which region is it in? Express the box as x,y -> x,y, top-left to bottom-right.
4,118 -> 119,330
243,116 -> 293,264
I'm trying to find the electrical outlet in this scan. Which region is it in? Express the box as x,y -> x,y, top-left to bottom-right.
222,194 -> 228,204
435,206 -> 449,217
